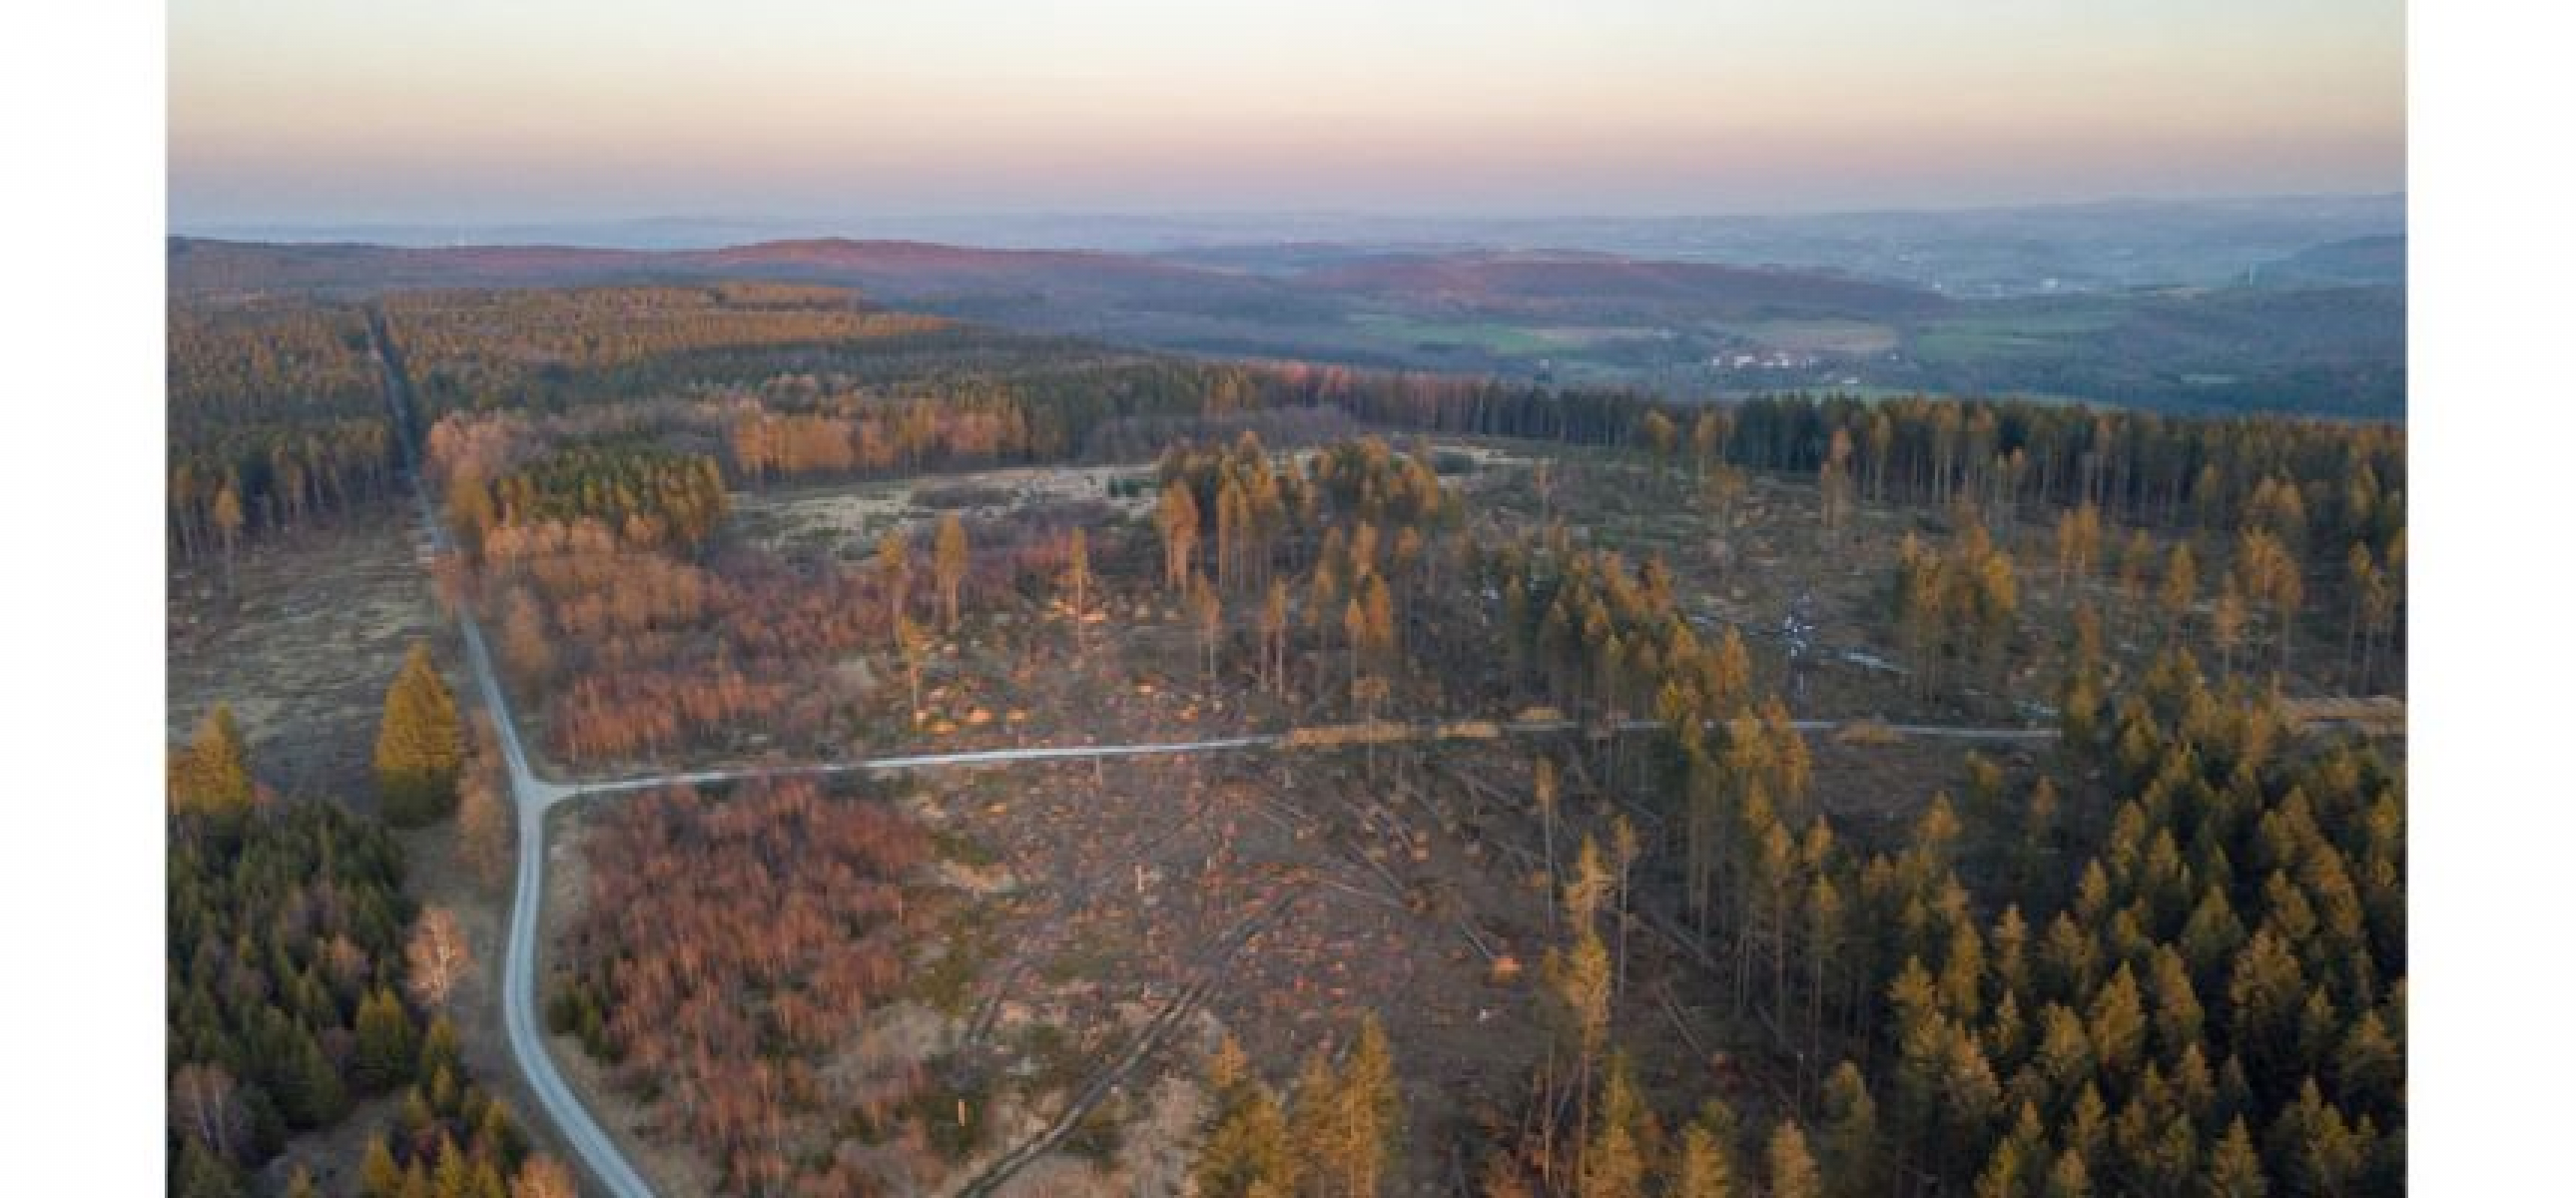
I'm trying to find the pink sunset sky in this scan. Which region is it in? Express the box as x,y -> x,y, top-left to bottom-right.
171,0 -> 2405,225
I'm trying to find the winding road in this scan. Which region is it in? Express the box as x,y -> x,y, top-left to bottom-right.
373,321 -> 652,1198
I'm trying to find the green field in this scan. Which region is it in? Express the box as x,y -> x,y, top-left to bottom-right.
1719,316 -> 1900,353
1907,308 -> 2123,361
1346,312 -> 1574,355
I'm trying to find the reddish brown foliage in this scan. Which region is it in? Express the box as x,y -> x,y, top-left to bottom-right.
561,781 -> 928,1192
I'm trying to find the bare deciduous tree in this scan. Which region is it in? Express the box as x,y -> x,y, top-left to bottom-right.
511,1155 -> 579,1198
170,1062 -> 244,1160
405,907 -> 474,1007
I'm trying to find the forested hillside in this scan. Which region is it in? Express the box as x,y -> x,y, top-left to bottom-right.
169,236 -> 2406,418
167,274 -> 2401,1198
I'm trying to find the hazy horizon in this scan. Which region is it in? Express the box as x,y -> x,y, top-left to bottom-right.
172,1 -> 2404,229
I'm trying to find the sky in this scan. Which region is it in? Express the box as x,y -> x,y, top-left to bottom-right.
169,0 -> 2406,229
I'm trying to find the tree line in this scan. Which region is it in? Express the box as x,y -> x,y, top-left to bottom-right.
380,285 -> 954,418
169,300 -> 399,560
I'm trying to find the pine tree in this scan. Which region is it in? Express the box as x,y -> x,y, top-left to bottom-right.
1061,527 -> 1093,632
174,1137 -> 244,1198
1669,1120 -> 1733,1198
1975,1102 -> 2048,1198
2205,1117 -> 2266,1197
1160,481 -> 1202,594
935,512 -> 970,631
2212,575 -> 2249,677
432,1136 -> 475,1198
278,1024 -> 347,1127
1334,1015 -> 1402,1198
355,986 -> 420,1091
879,528 -> 912,636
2336,1009 -> 2401,1115
1192,572 -> 1224,686
2088,963 -> 2147,1077
1765,1121 -> 1823,1198
359,1134 -> 404,1198
1197,1075 -> 1294,1198
2043,1148 -> 2092,1198
1640,409 -> 1679,483
1579,1055 -> 1648,1198
1261,579 -> 1291,696
1535,757 -> 1562,916
419,1013 -> 463,1080
2161,543 -> 2198,642
1566,835 -> 1612,931
171,703 -> 257,815
2145,1113 -> 2203,1196
1972,1136 -> 2032,1198
375,643 -> 464,826
1818,1063 -> 1882,1198
211,482 -> 246,587
1288,1047 -> 1340,1194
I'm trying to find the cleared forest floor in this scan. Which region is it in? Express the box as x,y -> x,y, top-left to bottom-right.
167,510 -> 449,805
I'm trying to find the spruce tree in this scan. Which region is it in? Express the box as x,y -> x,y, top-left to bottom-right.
375,644 -> 464,826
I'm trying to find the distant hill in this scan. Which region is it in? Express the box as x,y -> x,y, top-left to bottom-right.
168,235 -> 2401,419
170,236 -> 1940,316
2255,236 -> 2406,288
1298,251 -> 1951,322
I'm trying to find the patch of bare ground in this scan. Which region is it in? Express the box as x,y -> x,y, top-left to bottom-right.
730,461 -> 1158,558
909,746 -> 1579,1194
257,1091 -> 402,1197
168,509 -> 450,804
984,1066 -> 1211,1198
1806,734 -> 2043,848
